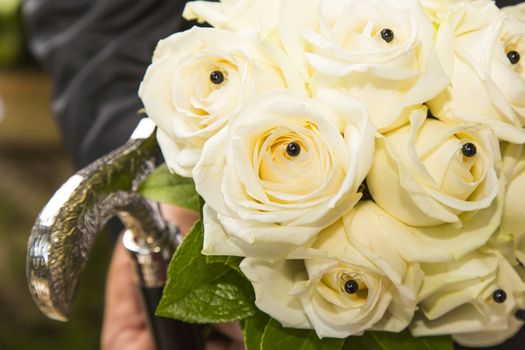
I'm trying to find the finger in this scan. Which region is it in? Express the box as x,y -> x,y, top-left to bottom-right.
101,237 -> 154,350
213,322 -> 244,343
206,339 -> 230,350
160,203 -> 199,236
229,340 -> 245,350
206,339 -> 245,350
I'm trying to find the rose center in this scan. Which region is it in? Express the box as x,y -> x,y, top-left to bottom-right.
340,274 -> 368,300
210,70 -> 225,84
492,289 -> 507,303
461,142 -> 477,158
256,127 -> 323,191
380,28 -> 394,43
286,142 -> 301,157
503,35 -> 524,73
507,50 -> 521,65
344,279 -> 359,294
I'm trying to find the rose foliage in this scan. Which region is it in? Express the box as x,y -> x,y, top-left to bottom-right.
139,0 -> 525,348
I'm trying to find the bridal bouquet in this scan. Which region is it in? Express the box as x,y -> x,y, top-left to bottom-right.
137,0 -> 525,348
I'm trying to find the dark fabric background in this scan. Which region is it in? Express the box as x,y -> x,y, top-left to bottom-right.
23,0 -> 525,348
23,0 -> 197,168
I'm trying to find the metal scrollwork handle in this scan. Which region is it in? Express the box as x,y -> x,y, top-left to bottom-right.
27,119 -> 203,350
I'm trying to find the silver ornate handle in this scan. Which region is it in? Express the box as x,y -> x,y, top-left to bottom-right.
27,118 -> 164,320
26,119 -> 203,349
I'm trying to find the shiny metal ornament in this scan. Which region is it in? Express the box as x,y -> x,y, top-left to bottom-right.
27,119 -> 203,350
27,118 -> 168,320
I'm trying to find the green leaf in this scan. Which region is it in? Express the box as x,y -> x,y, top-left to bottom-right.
341,335 -> 370,350
344,331 -> 453,350
260,318 -> 345,350
138,164 -> 200,211
156,220 -> 256,323
206,255 -> 244,274
243,310 -> 271,350
159,269 -> 255,323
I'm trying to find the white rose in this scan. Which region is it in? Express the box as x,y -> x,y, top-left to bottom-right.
500,144 -> 524,235
419,0 -> 492,23
410,249 -> 525,347
499,143 -> 525,266
429,1 -> 525,143
194,90 -> 375,260
348,200 -> 503,266
516,233 -> 525,269
240,215 -> 422,338
279,0 -> 449,132
183,0 -> 282,33
419,0 -> 457,22
502,2 -> 525,21
368,107 -> 501,227
139,27 -> 294,177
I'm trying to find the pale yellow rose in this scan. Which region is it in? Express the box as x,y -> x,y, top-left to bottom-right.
139,27 -> 296,177
419,0 -> 458,23
183,0 -> 282,33
279,0 -> 449,132
500,144 -> 525,234
502,2 -> 525,21
498,143 -> 525,267
368,107 -> 501,227
429,1 -> 525,143
240,215 -> 422,338
347,200 -> 501,264
410,249 -> 525,347
516,235 -> 525,270
194,90 -> 375,260
420,0 -> 492,23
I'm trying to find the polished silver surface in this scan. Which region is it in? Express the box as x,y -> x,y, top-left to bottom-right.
26,118 -> 173,321
122,225 -> 178,289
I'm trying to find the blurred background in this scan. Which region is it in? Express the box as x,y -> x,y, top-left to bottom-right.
0,0 -> 111,348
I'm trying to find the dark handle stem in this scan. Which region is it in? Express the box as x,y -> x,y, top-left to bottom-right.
140,286 -> 205,350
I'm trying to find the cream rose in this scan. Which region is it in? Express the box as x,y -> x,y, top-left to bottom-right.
499,144 -> 525,266
500,144 -> 524,235
410,249 -> 525,347
420,0 -> 492,23
419,0 -> 457,23
279,0 -> 449,132
502,2 -> 525,21
183,0 -> 282,33
515,233 -> 525,269
429,1 -> 525,143
240,216 -> 422,338
347,200 -> 498,268
193,90 -> 375,260
368,107 -> 501,227
139,26 -> 294,177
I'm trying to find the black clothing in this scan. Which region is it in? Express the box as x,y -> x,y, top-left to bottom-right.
23,0 -> 194,168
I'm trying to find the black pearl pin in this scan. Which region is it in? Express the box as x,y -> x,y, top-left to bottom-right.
462,142 -> 477,157
516,309 -> 525,321
381,28 -> 394,43
286,142 -> 301,157
210,71 -> 224,84
493,289 -> 507,304
507,50 -> 521,65
344,280 -> 359,294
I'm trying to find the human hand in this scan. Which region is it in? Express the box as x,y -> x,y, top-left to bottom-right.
100,204 -> 244,350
